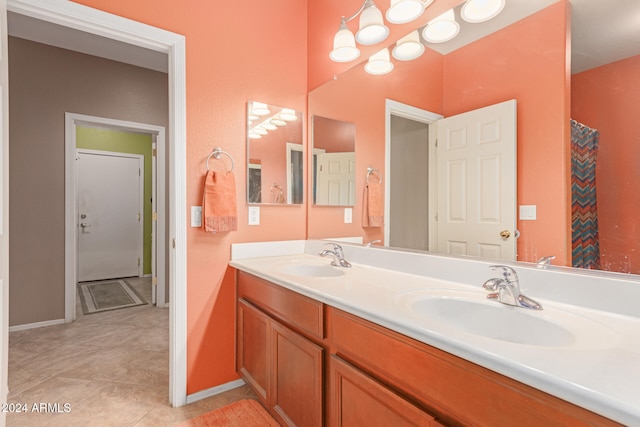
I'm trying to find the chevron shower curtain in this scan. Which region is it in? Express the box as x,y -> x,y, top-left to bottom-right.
571,119 -> 600,269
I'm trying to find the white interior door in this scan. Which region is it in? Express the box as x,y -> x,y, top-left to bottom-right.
315,152 -> 356,205
77,149 -> 143,282
0,0 -> 9,421
436,99 -> 517,260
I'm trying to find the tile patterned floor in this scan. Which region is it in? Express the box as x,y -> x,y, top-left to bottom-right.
7,277 -> 255,426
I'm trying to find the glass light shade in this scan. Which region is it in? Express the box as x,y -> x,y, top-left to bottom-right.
279,108 -> 298,121
356,1 -> 389,45
248,131 -> 262,139
392,30 -> 425,61
364,48 -> 394,75
270,118 -> 287,126
261,122 -> 277,131
330,21 -> 360,62
422,9 -> 460,43
253,127 -> 268,135
251,101 -> 270,116
386,0 -> 433,24
461,0 -> 505,23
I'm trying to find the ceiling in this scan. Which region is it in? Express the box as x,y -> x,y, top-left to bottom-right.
6,1 -> 640,76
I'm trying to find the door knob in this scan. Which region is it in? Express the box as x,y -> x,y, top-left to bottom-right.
80,223 -> 91,228
499,230 -> 511,239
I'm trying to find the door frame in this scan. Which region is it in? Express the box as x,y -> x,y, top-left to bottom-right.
8,0 -> 188,407
384,99 -> 442,248
75,145 -> 147,285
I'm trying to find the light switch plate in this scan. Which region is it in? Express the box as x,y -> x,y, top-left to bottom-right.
344,207 -> 353,224
519,205 -> 537,220
191,206 -> 202,227
248,206 -> 260,225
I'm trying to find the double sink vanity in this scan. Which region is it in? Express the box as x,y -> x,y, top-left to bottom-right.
230,239 -> 640,426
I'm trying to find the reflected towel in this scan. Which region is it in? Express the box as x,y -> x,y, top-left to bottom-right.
362,181 -> 383,227
202,170 -> 238,233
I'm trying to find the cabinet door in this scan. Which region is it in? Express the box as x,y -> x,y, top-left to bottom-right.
237,299 -> 270,407
328,355 -> 435,427
271,321 -> 323,427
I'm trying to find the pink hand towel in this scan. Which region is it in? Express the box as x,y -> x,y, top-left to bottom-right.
362,181 -> 384,228
202,170 -> 238,233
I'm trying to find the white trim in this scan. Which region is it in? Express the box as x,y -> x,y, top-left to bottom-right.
286,142 -> 303,204
384,99 -> 442,248
9,318 -> 65,332
10,0 -> 187,407
186,379 -> 246,405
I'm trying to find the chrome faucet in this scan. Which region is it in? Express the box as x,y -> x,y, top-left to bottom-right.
482,265 -> 542,310
536,255 -> 556,268
319,243 -> 352,268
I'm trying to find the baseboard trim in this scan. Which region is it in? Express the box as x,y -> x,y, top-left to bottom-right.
9,318 -> 66,332
186,378 -> 246,405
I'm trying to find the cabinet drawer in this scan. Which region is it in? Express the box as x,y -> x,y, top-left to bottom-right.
238,271 -> 323,339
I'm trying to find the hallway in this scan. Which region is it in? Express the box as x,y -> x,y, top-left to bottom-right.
6,277 -> 253,426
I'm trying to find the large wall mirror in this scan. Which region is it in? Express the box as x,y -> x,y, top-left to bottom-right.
307,0 -> 640,276
312,115 -> 356,206
246,101 -> 303,204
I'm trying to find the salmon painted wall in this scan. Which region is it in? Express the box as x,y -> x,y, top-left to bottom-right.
443,1 -> 571,264
72,0 -> 307,394
308,48 -> 444,242
572,55 -> 640,274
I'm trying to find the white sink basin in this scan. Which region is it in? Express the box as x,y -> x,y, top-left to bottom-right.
275,262 -> 346,278
397,289 -> 617,348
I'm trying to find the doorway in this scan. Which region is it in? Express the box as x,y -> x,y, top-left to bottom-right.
6,0 -> 187,407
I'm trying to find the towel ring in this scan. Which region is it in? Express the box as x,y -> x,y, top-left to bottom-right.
366,167 -> 382,184
206,147 -> 234,172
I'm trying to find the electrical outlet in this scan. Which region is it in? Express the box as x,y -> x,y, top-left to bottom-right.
344,207 -> 353,224
191,206 -> 202,227
248,206 -> 260,225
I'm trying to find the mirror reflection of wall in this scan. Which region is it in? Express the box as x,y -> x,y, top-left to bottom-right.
312,115 -> 356,206
246,101 -> 303,204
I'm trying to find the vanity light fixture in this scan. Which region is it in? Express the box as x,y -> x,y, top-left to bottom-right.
392,30 -> 425,61
364,48 -> 394,75
330,17 -> 361,62
422,9 -> 460,43
270,118 -> 287,126
355,0 -> 389,45
386,0 -> 433,24
461,0 -> 505,23
248,131 -> 262,139
330,0 -> 390,63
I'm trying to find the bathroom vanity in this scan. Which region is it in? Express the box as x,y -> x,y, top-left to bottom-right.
230,240 -> 640,426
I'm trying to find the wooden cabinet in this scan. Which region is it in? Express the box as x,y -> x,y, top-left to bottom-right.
236,272 -> 323,427
236,271 -> 621,427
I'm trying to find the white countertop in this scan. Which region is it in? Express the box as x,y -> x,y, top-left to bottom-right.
230,241 -> 640,426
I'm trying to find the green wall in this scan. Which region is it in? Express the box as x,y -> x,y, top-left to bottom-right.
76,126 -> 153,275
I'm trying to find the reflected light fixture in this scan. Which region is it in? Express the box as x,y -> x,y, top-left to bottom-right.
279,108 -> 298,121
422,9 -> 459,43
250,101 -> 270,116
330,17 -> 360,62
386,0 -> 433,25
392,30 -> 424,61
461,0 -> 505,23
364,48 -> 394,75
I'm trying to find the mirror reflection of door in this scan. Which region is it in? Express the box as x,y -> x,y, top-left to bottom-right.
388,100 -> 517,261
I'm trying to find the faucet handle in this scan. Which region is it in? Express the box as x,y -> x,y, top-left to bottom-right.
489,265 -> 518,283
324,242 -> 343,256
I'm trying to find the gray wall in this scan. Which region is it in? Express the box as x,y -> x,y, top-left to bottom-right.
9,36 -> 169,326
